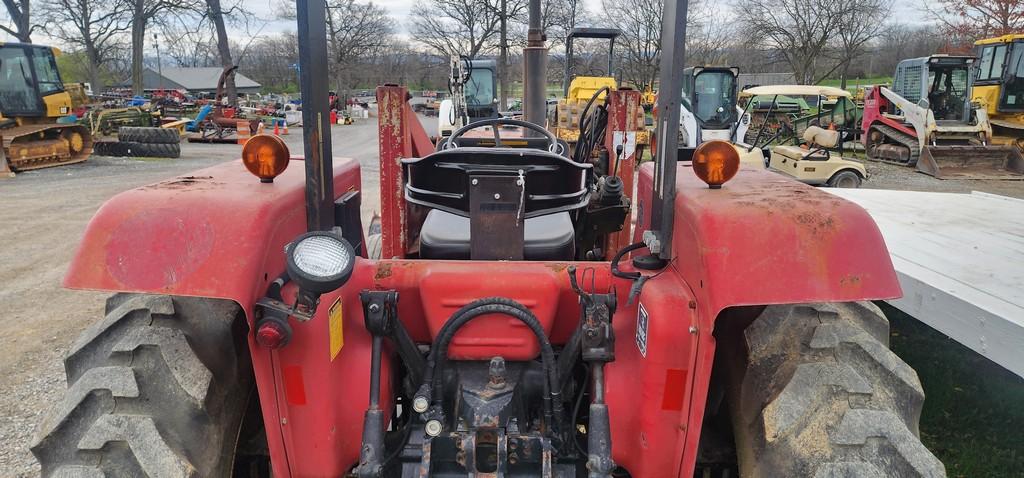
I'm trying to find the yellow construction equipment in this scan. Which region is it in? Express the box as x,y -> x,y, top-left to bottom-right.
550,28 -> 649,152
0,43 -> 93,176
972,34 -> 1024,150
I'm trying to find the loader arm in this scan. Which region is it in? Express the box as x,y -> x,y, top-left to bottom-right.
880,86 -> 932,152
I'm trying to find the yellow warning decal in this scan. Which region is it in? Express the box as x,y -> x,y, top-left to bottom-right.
329,297 -> 344,361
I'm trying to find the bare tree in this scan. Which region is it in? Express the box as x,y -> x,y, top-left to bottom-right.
410,0 -> 526,57
157,14 -> 218,67
325,0 -> 394,90
39,0 -> 129,89
601,0 -> 662,89
733,0 -> 853,84
238,32 -> 299,91
926,0 -> 1024,45
1,0 -> 33,42
128,0 -> 199,94
833,0 -> 890,88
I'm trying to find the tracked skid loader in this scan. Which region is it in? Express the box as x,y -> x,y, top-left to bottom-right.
862,55 -> 1024,179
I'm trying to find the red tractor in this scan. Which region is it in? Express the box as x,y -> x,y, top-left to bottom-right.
31,0 -> 944,477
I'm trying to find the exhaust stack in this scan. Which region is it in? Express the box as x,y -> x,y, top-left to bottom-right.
522,0 -> 547,130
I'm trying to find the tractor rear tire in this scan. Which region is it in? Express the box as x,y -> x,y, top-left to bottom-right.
730,302 -> 945,477
123,142 -> 182,159
119,126 -> 181,144
31,294 -> 254,478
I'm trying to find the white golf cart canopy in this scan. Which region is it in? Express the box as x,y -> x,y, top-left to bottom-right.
740,85 -> 853,98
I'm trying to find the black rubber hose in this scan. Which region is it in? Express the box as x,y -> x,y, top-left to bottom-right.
574,86 -> 611,164
417,297 -> 530,399
419,297 -> 563,435
611,241 -> 647,280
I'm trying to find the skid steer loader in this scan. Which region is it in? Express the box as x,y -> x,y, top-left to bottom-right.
861,54 -> 1024,179
31,0 -> 945,476
0,43 -> 93,176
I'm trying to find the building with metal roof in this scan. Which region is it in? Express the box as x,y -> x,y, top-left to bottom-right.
121,67 -> 262,94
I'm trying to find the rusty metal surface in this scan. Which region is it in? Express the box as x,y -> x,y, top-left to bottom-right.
603,89 -> 644,255
376,85 -> 436,258
917,144 -> 1024,179
2,123 -> 92,171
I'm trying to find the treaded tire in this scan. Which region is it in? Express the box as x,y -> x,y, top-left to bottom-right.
730,302 -> 946,478
122,142 -> 181,159
119,127 -> 181,144
31,294 -> 253,478
827,170 -> 862,188
92,141 -> 132,157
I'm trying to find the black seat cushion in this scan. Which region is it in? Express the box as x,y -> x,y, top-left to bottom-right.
419,209 -> 575,260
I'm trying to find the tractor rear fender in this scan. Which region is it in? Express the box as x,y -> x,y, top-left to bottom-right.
63,157 -> 363,320
632,162 -> 900,474
635,162 -> 900,315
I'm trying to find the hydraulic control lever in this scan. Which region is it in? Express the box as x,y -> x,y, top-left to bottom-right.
354,290 -> 424,477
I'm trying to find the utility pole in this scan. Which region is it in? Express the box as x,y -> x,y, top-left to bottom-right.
153,33 -> 163,93
499,0 -> 508,112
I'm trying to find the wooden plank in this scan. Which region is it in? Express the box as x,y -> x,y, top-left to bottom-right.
827,188 -> 1024,378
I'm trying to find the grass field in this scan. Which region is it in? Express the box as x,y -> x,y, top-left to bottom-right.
883,303 -> 1024,477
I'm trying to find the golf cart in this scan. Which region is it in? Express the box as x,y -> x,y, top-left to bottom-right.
742,85 -> 867,187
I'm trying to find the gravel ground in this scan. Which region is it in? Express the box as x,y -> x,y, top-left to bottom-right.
0,117 -> 1021,475
0,114 -> 407,476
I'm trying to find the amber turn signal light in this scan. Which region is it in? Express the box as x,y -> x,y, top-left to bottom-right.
692,140 -> 740,189
242,134 -> 290,182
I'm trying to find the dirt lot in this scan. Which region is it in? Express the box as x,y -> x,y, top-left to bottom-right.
0,120 -> 1022,475
0,117 -> 391,475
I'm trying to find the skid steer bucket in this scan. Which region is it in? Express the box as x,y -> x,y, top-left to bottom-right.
916,144 -> 1024,179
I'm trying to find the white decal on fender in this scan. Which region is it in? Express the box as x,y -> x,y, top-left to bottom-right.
636,303 -> 649,358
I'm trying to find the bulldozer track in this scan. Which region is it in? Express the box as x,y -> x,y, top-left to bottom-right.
2,123 -> 93,172
867,124 -> 920,166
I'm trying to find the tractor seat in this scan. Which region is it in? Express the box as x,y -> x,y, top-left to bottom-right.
419,209 -> 575,260
773,126 -> 839,161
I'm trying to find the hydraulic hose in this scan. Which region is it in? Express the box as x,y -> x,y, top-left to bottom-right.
416,297 -> 564,436
611,241 -> 647,280
574,86 -> 611,165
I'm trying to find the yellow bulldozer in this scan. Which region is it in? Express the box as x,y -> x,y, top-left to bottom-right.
972,34 -> 1024,149
0,43 -> 93,177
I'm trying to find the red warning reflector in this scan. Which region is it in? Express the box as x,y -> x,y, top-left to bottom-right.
661,368 -> 688,411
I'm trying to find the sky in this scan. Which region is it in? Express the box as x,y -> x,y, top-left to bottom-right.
5,0 -> 930,52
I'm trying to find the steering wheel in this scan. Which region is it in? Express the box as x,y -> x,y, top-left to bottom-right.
444,118 -> 560,153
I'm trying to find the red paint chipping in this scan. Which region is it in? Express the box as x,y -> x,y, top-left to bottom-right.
661,368 -> 687,411
283,365 -> 307,405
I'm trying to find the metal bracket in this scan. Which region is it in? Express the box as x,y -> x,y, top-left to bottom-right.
359,290 -> 425,388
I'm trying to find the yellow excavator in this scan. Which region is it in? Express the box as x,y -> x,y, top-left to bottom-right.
0,43 -> 93,176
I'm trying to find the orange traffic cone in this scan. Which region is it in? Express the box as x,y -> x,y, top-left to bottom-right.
273,120 -> 280,135
237,120 -> 251,145
282,122 -> 289,135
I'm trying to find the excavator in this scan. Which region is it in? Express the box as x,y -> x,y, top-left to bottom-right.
438,57 -> 499,138
0,43 -> 93,176
972,34 -> 1024,149
861,54 -> 1023,179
